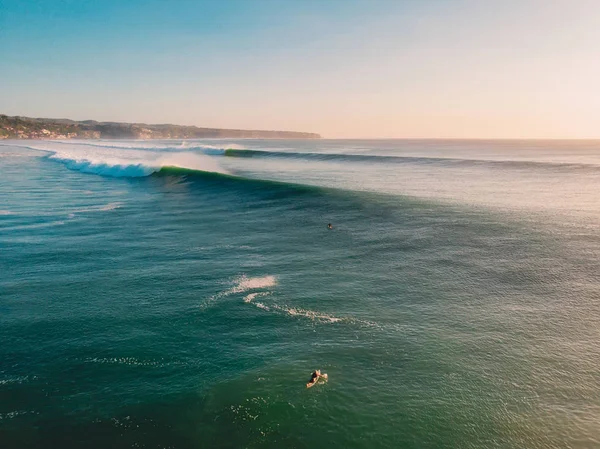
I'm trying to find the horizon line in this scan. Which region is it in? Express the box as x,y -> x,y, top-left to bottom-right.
4,113 -> 600,141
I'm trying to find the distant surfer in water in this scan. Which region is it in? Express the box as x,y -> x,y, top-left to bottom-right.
306,369 -> 328,388
328,223 -> 332,229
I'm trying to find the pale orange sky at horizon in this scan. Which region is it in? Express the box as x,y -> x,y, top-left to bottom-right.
2,0 -> 600,139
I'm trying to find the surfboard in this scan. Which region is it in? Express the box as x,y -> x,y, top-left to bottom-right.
306,373 -> 328,388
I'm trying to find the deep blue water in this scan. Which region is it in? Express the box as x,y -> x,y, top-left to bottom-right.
1,139 -> 600,448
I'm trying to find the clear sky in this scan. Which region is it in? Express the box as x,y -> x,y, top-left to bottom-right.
1,0 -> 599,138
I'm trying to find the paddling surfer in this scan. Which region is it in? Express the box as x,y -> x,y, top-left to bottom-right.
306,369 -> 328,388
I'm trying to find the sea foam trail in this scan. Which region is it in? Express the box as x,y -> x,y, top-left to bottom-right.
200,275 -> 277,309
245,299 -> 343,324
243,292 -> 270,303
0,375 -> 34,386
205,275 -> 359,325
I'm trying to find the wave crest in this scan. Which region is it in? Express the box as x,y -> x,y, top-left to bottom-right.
47,150 -> 228,178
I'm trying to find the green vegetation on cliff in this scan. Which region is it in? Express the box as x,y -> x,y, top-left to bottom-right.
0,115 -> 321,140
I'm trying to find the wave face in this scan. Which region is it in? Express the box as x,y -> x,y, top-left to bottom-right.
5,138 -> 600,221
46,145 -> 228,177
219,148 -> 600,172
9,138 -> 600,179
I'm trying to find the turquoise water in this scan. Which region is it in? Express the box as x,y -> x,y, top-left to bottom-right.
1,139 -> 600,448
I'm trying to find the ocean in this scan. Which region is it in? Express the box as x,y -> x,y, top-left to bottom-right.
1,139 -> 599,448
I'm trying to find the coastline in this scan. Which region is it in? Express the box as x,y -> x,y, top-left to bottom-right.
0,114 -> 321,140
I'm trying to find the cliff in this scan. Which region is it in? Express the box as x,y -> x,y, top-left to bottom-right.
0,115 -> 321,140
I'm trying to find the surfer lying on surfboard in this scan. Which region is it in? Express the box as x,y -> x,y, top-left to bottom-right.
306,369 -> 328,388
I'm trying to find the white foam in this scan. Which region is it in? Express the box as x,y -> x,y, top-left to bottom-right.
254,302 -> 271,310
244,292 -> 259,303
286,307 -> 342,323
243,292 -> 271,303
240,291 -> 343,324
216,143 -> 247,150
0,210 -> 13,215
100,202 -> 120,211
71,202 -> 123,213
8,141 -> 229,178
215,275 -> 344,324
231,275 -> 277,294
3,220 -> 66,231
0,410 -> 34,420
247,300 -> 342,323
273,305 -> 342,323
201,275 -> 276,309
0,375 -> 33,386
50,150 -> 227,178
85,357 -> 161,367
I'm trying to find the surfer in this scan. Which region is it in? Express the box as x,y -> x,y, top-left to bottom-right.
306,369 -> 328,388
327,223 -> 332,229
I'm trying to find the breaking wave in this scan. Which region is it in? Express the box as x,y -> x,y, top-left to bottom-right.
2,141 -> 231,178
47,150 -> 228,178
